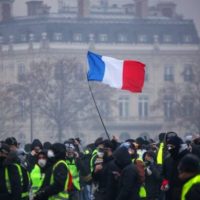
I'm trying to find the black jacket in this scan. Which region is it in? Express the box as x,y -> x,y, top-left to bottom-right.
145,162 -> 162,199
162,144 -> 189,200
185,183 -> 200,200
0,156 -> 22,200
114,146 -> 141,200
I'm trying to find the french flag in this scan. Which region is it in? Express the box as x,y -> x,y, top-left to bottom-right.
87,51 -> 145,93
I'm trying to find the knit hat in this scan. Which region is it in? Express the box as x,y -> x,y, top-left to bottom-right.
5,137 -> 18,146
178,154 -> 200,173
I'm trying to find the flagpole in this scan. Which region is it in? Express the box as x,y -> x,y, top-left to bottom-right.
87,80 -> 111,140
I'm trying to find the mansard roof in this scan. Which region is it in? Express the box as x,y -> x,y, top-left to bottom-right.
0,15 -> 199,44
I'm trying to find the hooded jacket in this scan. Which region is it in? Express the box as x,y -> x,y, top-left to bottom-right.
114,146 -> 141,200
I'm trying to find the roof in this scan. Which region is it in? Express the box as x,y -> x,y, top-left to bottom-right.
0,14 -> 199,44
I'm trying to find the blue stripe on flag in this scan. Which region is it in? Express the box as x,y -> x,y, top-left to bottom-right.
87,51 -> 105,81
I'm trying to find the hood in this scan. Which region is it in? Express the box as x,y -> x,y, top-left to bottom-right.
51,143 -> 66,160
113,146 -> 132,169
31,139 -> 43,150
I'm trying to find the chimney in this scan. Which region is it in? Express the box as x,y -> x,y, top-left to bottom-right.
157,2 -> 176,18
26,0 -> 43,16
0,0 -> 14,22
135,0 -> 148,18
78,0 -> 90,18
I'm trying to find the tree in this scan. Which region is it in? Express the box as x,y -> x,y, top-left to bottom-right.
0,83 -> 20,138
9,58 -> 113,142
154,61 -> 200,134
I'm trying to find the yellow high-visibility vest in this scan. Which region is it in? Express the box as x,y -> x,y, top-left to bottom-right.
30,164 -> 45,194
66,159 -> 80,190
157,142 -> 164,165
49,160 -> 70,200
181,174 -> 200,200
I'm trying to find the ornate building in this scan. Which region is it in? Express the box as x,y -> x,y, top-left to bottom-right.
0,0 -> 199,144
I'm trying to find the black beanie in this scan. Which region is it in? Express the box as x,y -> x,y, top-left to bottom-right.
179,154 -> 200,173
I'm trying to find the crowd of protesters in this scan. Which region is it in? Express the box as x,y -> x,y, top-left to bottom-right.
0,132 -> 200,200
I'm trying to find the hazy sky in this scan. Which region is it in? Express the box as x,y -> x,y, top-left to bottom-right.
13,0 -> 200,35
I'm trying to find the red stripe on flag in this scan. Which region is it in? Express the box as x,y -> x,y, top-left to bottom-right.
122,60 -> 145,92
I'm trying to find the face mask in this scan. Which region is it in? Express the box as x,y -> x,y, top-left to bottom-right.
168,147 -> 179,158
97,151 -> 104,158
47,150 -> 55,158
38,159 -> 47,168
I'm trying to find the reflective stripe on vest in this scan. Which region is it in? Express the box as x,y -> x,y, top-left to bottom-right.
5,164 -> 29,198
14,163 -> 29,198
157,142 -> 164,165
66,159 -> 80,190
30,164 -> 44,193
90,149 -> 98,173
181,174 -> 200,200
49,160 -> 70,200
5,167 -> 11,193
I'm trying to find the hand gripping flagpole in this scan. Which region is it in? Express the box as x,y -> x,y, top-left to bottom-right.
87,79 -> 111,140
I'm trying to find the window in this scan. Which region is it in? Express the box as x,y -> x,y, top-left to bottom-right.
145,65 -> 149,81
164,64 -> 174,81
138,96 -> 149,119
0,36 -> 3,43
18,63 -> 26,81
183,64 -> 193,82
118,34 -> 127,42
183,35 -> 192,43
99,34 -> 108,42
98,100 -> 109,117
19,96 -> 26,120
119,96 -> 129,118
20,34 -> 27,42
183,96 -> 193,116
138,34 -> 148,43
54,33 -> 63,41
73,33 -> 82,42
163,95 -> 174,120
163,34 -> 172,43
29,33 -> 35,41
9,35 -> 14,43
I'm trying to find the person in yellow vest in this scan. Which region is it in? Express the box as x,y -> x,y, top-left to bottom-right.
30,150 -> 48,197
5,137 -> 30,200
65,141 -> 81,200
178,154 -> 200,200
33,143 -> 72,200
125,140 -> 147,199
0,142 -> 23,200
143,150 -> 162,200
